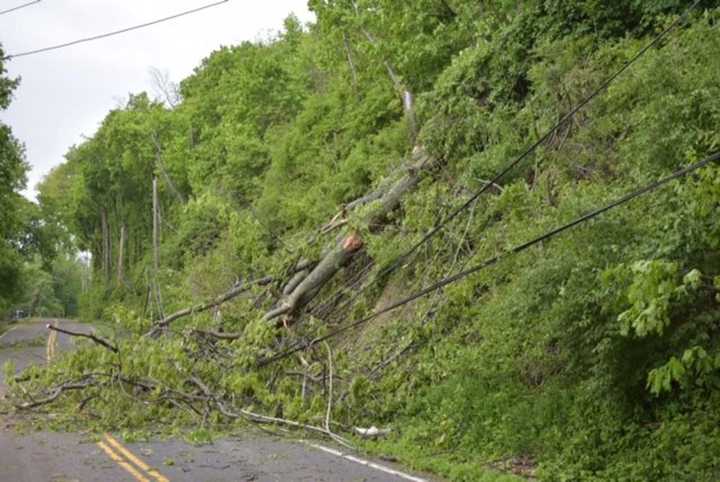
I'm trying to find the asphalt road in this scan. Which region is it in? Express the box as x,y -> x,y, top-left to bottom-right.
0,319 -> 432,482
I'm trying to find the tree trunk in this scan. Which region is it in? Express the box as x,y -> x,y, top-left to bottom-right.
152,178 -> 159,277
265,145 -> 436,323
100,207 -> 111,283
152,177 -> 164,318
116,223 -> 126,286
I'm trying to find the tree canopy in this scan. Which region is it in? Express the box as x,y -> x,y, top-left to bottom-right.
7,2 -> 720,480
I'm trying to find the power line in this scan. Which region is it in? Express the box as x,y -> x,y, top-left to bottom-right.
312,0 -> 703,319
2,0 -> 229,61
0,0 -> 40,17
259,150 -> 720,366
371,0 -> 703,280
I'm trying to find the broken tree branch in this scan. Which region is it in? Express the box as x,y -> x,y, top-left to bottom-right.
148,275 -> 274,335
46,324 -> 118,353
265,146 -> 437,323
191,328 -> 242,341
188,376 -> 353,448
14,376 -> 99,410
349,1 -> 417,139
324,342 -> 333,433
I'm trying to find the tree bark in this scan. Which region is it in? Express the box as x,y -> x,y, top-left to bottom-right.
152,177 -> 165,319
117,223 -> 126,286
265,145 -> 436,323
100,207 -> 111,283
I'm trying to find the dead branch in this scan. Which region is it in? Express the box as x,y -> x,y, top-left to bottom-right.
189,376 -> 353,448
15,376 -> 99,410
46,324 -> 118,353
343,179 -> 392,211
353,426 -> 392,439
148,275 -> 274,335
191,329 -> 242,341
324,342 -> 333,433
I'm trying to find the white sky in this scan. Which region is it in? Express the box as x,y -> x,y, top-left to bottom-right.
0,0 -> 314,200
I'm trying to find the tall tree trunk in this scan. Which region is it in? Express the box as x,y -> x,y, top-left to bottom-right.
153,178 -> 159,276
100,207 -> 111,283
117,223 -> 126,287
152,177 -> 164,319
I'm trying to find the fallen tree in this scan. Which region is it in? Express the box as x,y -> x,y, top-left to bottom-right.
264,145 -> 438,324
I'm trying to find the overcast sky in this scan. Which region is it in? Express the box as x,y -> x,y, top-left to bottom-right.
0,0 -> 314,200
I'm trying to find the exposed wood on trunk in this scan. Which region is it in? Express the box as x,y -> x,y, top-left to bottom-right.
350,1 -> 417,141
265,146 -> 436,323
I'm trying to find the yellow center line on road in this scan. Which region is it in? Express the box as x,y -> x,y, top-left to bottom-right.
103,433 -> 171,482
98,440 -> 152,482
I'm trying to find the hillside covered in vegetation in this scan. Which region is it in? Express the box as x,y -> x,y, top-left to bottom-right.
3,1 -> 720,480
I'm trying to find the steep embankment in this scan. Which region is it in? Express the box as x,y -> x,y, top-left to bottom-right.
11,3 -> 720,481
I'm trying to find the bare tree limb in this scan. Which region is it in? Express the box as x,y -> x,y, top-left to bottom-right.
15,376 -> 99,410
148,67 -> 181,107
46,324 -> 118,353
148,276 -> 274,335
189,376 -> 353,448
191,329 -> 242,341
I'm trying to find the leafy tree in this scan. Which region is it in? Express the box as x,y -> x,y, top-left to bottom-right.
0,43 -> 30,313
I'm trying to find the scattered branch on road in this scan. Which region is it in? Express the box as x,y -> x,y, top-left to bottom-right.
14,375 -> 100,410
189,375 -> 354,448
46,324 -> 118,353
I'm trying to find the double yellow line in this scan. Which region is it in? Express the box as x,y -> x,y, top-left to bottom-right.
97,433 -> 170,482
44,329 -> 170,481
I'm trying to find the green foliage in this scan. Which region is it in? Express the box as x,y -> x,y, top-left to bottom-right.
648,346 -> 720,396
14,5 -> 720,482
613,261 -> 699,337
0,43 -> 30,313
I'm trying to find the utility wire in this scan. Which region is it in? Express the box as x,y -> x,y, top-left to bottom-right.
2,0 -> 229,60
372,0 -> 703,279
259,151 -> 720,366
313,0 -> 703,319
0,0 -> 40,17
